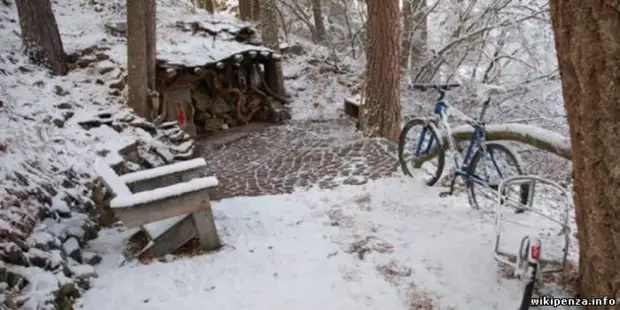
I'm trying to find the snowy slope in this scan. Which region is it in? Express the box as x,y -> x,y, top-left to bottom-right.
77,176 -> 579,310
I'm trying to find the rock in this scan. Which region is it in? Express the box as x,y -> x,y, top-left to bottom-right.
99,66 -> 115,75
68,264 -> 97,280
104,21 -> 127,37
204,118 -> 224,132
76,57 -> 98,68
62,237 -> 82,263
49,250 -> 66,269
53,118 -> 65,128
1,243 -> 28,266
62,111 -> 74,121
6,269 -> 28,290
95,53 -> 109,61
109,79 -> 124,90
82,251 -> 102,266
27,248 -> 52,269
28,231 -> 61,251
54,85 -> 70,96
55,102 -> 72,109
289,43 -> 305,55
81,221 -> 99,242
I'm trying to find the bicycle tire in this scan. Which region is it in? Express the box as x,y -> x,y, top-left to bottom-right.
466,142 -> 529,211
398,118 -> 445,186
518,263 -> 538,310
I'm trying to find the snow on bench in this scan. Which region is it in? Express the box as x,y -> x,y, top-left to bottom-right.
119,158 -> 211,192
94,158 -> 221,258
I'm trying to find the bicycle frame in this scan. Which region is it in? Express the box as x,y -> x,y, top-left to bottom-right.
415,89 -> 496,186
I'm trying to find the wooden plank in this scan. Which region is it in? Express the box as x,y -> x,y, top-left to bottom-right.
120,158 -> 206,183
113,187 -> 212,228
191,199 -> 221,251
124,166 -> 206,192
138,213 -> 196,258
94,158 -> 133,197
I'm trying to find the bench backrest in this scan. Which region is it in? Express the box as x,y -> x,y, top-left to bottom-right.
94,158 -> 133,197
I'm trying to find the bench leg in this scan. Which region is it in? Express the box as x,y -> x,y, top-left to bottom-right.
191,201 -> 221,251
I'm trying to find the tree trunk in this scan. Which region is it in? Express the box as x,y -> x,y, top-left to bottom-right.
203,0 -> 215,13
239,0 -> 252,21
127,0 -> 149,118
401,0 -> 427,70
14,0 -> 68,75
548,0 -> 620,305
360,0 -> 402,142
259,0 -> 285,96
145,0 -> 157,119
310,0 -> 327,43
251,0 -> 260,21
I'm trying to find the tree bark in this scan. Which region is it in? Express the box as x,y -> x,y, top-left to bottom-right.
127,0 -> 149,118
401,0 -> 427,70
548,0 -> 620,305
310,0 -> 327,43
259,0 -> 285,96
145,0 -> 157,119
239,0 -> 252,21
203,0 -> 215,13
14,0 -> 68,75
251,0 -> 260,21
360,0 -> 402,142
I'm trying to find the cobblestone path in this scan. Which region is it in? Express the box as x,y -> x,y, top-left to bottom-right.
196,119 -> 400,199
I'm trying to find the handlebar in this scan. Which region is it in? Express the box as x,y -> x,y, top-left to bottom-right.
409,84 -> 461,92
410,83 -> 461,101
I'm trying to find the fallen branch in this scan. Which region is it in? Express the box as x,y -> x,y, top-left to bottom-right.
413,123 -> 571,167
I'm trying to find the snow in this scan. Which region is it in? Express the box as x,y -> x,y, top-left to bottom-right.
452,123 -> 572,157
142,214 -> 190,240
119,158 -> 207,184
94,158 -> 133,197
78,176 -> 578,310
110,177 -> 219,208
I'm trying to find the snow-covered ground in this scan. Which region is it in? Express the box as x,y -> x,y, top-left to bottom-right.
77,176 -> 577,310
0,0 -> 579,309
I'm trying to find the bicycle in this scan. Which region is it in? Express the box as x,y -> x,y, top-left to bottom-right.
397,83 -> 529,211
494,175 -> 571,310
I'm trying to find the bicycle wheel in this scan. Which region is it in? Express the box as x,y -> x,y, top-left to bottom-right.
466,142 -> 529,211
398,118 -> 445,186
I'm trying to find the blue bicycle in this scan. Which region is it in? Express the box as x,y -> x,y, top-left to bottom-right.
397,84 -> 529,211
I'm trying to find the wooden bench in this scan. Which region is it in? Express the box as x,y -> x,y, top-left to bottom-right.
95,157 -> 221,258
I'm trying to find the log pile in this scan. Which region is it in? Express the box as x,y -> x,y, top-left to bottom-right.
152,21 -> 291,135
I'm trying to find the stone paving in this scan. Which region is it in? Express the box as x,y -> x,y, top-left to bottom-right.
196,119 -> 400,199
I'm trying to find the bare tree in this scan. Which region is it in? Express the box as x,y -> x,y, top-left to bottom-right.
194,0 -> 215,13
259,0 -> 285,95
127,0 -> 150,118
401,0 -> 427,70
239,0 -> 252,20
146,0 -> 157,118
359,0 -> 402,141
14,0 -> 67,75
252,0 -> 261,21
310,0 -> 327,43
548,0 -> 620,304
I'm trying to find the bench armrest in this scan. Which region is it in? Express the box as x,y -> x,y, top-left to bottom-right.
110,176 -> 218,208
119,158 -> 207,184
